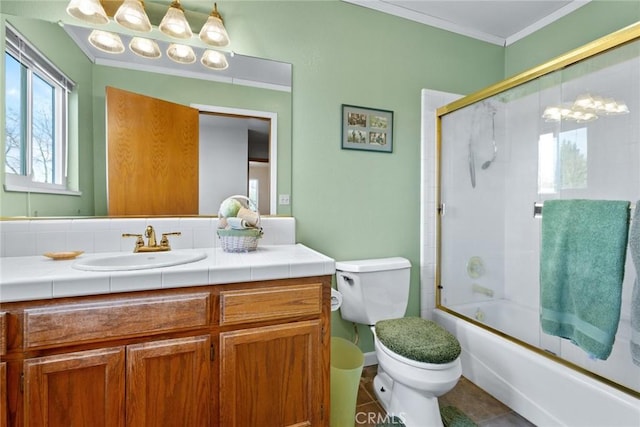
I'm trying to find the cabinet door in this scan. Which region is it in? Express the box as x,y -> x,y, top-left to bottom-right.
126,335 -> 211,427
23,347 -> 125,427
0,362 -> 6,427
220,320 -> 323,427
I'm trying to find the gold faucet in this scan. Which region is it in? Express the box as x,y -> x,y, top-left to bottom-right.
122,226 -> 181,253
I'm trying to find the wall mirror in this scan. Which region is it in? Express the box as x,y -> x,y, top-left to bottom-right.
437,23 -> 640,396
1,1 -> 292,217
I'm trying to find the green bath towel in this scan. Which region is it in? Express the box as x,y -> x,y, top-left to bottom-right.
629,200 -> 640,366
540,199 -> 630,360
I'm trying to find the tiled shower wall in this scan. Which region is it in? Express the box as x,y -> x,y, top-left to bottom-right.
420,89 -> 461,319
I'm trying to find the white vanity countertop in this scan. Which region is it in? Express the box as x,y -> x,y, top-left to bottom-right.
0,244 -> 336,303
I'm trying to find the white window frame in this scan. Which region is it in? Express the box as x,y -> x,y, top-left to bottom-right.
4,24 -> 79,196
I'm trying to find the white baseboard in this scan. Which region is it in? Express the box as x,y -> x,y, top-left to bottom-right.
363,351 -> 377,366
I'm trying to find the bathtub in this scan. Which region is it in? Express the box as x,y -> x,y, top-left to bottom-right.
434,300 -> 640,426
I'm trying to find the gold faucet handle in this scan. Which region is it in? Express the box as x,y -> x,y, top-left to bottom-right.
160,232 -> 181,248
122,233 -> 144,251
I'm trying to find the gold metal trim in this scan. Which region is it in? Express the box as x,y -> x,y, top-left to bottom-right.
434,21 -> 640,399
437,21 -> 640,116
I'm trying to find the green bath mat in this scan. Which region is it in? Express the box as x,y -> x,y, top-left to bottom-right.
374,406 -> 476,427
376,415 -> 405,426
440,406 -> 478,427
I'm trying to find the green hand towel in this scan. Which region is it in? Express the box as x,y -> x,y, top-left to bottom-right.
540,199 -> 630,360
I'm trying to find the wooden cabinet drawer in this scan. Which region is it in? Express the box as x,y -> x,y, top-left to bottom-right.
220,283 -> 322,326
23,293 -> 210,349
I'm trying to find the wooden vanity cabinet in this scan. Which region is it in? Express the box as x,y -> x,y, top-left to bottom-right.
1,276 -> 331,427
219,283 -> 328,426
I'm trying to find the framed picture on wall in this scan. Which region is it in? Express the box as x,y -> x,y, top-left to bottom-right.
341,104 -> 393,153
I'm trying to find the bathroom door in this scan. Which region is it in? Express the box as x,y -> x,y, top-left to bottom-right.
106,86 -> 199,216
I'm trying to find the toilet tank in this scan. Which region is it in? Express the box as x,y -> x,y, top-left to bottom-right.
336,257 -> 411,325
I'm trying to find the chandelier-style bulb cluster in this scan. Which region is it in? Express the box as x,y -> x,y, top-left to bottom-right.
542,93 -> 630,123
66,0 -> 231,69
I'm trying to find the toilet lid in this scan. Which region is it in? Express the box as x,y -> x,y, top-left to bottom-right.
375,317 -> 461,364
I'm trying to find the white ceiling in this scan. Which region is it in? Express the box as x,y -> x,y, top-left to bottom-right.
343,0 -> 591,46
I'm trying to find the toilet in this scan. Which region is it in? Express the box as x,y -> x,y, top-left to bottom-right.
336,257 -> 461,427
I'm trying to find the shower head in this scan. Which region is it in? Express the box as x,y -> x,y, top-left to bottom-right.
481,142 -> 497,169
481,112 -> 497,170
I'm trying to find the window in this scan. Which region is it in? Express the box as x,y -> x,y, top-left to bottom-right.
538,127 -> 588,194
4,24 -> 75,194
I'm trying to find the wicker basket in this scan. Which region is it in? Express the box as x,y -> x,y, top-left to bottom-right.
217,228 -> 263,252
217,195 -> 263,253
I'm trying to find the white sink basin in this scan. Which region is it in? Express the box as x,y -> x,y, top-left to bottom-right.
72,251 -> 207,271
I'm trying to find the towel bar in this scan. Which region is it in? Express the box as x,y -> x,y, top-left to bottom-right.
533,201 -> 635,221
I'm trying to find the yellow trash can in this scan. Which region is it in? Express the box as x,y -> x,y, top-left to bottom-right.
331,337 -> 365,427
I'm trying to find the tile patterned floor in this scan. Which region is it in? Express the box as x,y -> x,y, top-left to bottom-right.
355,365 -> 536,426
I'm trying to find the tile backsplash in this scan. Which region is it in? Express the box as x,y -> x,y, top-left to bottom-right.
0,217 -> 295,257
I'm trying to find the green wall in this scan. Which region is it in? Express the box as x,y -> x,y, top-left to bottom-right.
238,2 -> 504,350
505,1 -> 640,77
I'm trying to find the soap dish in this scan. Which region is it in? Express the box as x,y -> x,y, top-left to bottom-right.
43,251 -> 84,261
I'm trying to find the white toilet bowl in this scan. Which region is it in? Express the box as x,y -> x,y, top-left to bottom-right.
371,327 -> 461,427
335,258 -> 461,426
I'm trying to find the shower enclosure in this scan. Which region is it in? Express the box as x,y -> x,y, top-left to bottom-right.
436,23 -> 640,398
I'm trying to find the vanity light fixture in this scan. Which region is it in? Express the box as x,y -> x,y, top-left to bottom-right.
573,93 -> 629,115
167,43 -> 196,64
199,3 -> 230,47
542,105 -> 598,123
543,93 -> 629,123
66,0 -> 109,25
159,0 -> 193,39
201,49 -> 229,70
129,37 -> 161,59
88,29 -> 125,53
114,0 -> 152,33
66,0 -> 230,70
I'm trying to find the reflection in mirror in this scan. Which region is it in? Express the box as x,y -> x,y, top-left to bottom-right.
1,8 -> 292,218
196,108 -> 275,216
438,28 -> 640,396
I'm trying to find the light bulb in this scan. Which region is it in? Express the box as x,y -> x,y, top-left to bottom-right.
201,49 -> 229,70
88,30 -> 125,54
130,37 -> 161,59
159,1 -> 193,39
167,43 -> 196,64
66,0 -> 109,25
115,0 -> 152,32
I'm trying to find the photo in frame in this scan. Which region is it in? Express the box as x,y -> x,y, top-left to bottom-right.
341,104 -> 393,153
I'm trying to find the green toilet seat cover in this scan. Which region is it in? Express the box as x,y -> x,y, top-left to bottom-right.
375,317 -> 461,364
